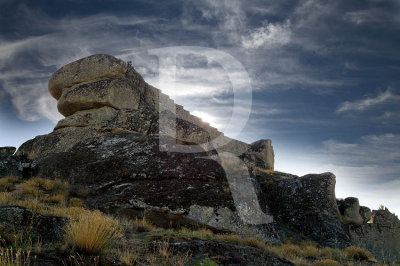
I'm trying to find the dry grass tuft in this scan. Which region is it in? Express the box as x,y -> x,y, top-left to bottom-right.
65,210 -> 120,254
68,197 -> 84,207
0,177 -> 20,192
215,233 -> 243,245
131,218 -> 157,232
343,246 -> 375,261
0,248 -> 33,266
0,192 -> 15,205
20,178 -> 69,197
244,237 -> 267,249
116,241 -> 140,266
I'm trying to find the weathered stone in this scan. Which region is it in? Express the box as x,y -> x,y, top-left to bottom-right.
337,197 -> 363,224
49,54 -> 128,100
372,208 -> 400,227
242,139 -> 274,170
258,172 -> 350,247
0,206 -> 67,243
31,133 -> 278,243
17,127 -> 109,160
0,154 -> 31,178
359,206 -> 372,223
18,54 -> 276,171
187,205 -> 278,244
57,78 -> 140,116
0,147 -> 16,156
349,209 -> 400,262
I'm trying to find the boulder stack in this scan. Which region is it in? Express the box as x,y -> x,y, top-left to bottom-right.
17,54 -> 274,171
13,54 -> 278,243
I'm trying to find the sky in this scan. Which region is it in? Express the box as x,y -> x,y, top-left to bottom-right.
0,0 -> 399,215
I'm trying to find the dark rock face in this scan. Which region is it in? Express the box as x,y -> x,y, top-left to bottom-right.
259,172 -> 350,248
337,197 -> 363,224
0,153 -> 31,178
0,147 -> 16,156
32,133 -> 278,243
348,209 -> 400,262
359,206 -> 372,223
244,139 -> 274,170
0,206 -> 67,243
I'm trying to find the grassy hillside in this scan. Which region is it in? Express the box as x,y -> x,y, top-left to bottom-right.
0,176 -> 383,265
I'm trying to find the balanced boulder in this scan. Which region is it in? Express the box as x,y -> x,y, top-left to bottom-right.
48,54 -> 128,100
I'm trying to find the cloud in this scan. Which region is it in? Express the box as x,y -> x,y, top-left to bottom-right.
322,133 -> 400,173
241,20 -> 291,49
275,133 -> 400,214
317,133 -> 400,214
336,89 -> 400,113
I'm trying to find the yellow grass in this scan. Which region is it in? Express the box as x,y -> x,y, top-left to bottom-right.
0,248 -> 33,266
68,197 -> 84,207
65,210 -> 120,254
0,176 -> 20,192
0,192 -> 15,205
215,233 -> 243,245
20,178 -> 69,196
131,218 -> 158,232
343,246 -> 376,262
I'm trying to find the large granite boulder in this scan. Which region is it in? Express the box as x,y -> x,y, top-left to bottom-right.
32,133 -> 278,243
57,78 -> 141,116
337,197 -> 363,224
242,139 -> 274,171
258,172 -> 350,247
48,54 -> 128,100
359,206 -> 372,223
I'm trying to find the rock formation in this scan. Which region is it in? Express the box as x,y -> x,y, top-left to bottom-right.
0,206 -> 67,243
337,197 -> 364,224
258,172 -> 350,248
1,54 -> 399,262
14,54 -> 277,243
17,54 -> 274,172
348,208 -> 400,262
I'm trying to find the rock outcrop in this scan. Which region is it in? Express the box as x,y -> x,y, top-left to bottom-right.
348,208 -> 400,262
359,206 -> 372,223
17,54 -> 274,171
0,206 -> 67,243
258,172 -> 350,248
32,132 -> 278,243
0,147 -> 16,156
0,147 -> 31,178
337,197 -> 363,224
